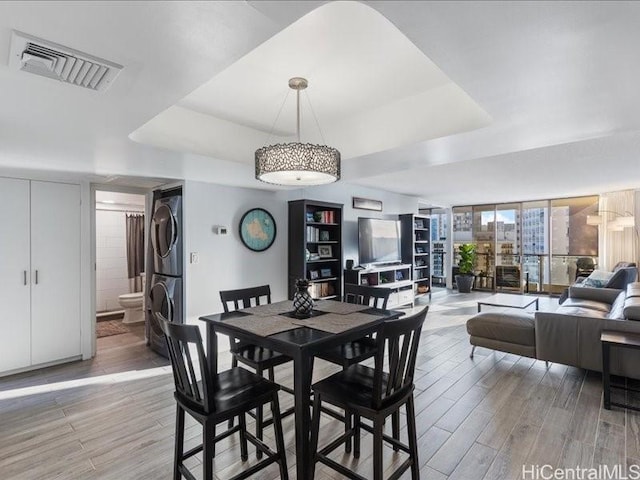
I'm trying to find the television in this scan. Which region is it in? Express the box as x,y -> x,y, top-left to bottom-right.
358,218 -> 401,266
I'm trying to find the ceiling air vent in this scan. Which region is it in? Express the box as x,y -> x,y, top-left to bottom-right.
9,30 -> 123,92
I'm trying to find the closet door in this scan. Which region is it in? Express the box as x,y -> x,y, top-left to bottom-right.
30,181 -> 81,365
0,178 -> 31,372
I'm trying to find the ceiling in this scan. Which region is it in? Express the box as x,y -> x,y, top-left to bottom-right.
130,1 -> 490,164
0,1 -> 639,206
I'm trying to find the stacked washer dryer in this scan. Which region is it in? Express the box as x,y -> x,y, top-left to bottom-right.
146,187 -> 183,358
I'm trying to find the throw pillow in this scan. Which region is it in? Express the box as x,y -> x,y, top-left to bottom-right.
583,269 -> 614,288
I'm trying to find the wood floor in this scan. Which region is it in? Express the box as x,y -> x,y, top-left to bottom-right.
1,291 -> 639,479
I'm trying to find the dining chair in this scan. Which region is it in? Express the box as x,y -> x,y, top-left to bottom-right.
309,306 -> 428,480
219,285 -> 294,458
316,284 -> 392,368
158,316 -> 288,480
315,284 -> 394,453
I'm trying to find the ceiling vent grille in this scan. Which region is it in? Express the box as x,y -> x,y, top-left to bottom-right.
9,31 -> 123,92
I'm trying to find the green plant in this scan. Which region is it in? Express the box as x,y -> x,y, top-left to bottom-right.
458,244 -> 476,275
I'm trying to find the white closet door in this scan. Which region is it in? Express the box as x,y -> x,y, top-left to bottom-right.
30,181 -> 81,365
0,178 -> 31,372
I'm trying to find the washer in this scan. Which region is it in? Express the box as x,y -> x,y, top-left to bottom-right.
148,274 -> 183,357
151,194 -> 183,276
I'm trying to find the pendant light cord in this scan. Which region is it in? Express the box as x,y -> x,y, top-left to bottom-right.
296,88 -> 301,142
263,88 -> 291,146
304,90 -> 327,144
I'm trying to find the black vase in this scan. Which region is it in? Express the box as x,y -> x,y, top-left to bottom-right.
293,281 -> 314,317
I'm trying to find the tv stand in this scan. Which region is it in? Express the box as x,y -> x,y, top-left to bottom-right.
344,263 -> 414,308
371,261 -> 402,268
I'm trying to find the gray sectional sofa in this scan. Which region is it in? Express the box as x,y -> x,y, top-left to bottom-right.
467,282 -> 640,379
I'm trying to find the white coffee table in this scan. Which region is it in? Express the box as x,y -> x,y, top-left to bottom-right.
477,293 -> 539,313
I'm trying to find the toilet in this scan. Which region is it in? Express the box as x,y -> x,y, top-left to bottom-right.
118,274 -> 146,324
118,292 -> 144,324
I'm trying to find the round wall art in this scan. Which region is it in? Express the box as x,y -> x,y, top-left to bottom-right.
239,208 -> 277,252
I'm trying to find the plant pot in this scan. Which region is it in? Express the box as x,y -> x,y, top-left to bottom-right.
455,274 -> 475,293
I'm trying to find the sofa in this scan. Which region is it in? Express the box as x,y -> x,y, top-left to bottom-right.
467,282 -> 640,379
558,262 -> 637,304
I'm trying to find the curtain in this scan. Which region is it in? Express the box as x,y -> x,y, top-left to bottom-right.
126,214 -> 145,292
599,190 -> 638,270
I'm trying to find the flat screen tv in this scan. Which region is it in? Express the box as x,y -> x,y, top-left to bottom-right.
358,218 -> 401,266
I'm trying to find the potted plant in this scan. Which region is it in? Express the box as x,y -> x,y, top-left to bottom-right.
455,243 -> 476,293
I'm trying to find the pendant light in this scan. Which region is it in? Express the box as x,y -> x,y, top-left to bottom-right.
255,77 -> 340,185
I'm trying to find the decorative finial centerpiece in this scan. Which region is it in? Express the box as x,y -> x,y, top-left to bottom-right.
292,278 -> 314,318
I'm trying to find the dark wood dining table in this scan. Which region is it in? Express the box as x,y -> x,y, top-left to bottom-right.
199,300 -> 403,480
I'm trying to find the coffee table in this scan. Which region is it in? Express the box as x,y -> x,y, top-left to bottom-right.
477,293 -> 539,313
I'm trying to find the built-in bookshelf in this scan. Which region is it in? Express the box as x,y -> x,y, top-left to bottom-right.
400,214 -> 431,299
288,199 -> 343,300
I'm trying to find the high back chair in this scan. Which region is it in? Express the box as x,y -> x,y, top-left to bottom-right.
343,284 -> 392,310
315,284 -> 393,453
219,285 -> 294,458
317,285 -> 393,369
309,306 -> 428,480
220,285 -> 272,312
158,317 -> 288,480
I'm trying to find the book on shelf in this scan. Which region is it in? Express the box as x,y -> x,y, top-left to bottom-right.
310,210 -> 335,224
309,281 -> 335,299
307,226 -> 334,242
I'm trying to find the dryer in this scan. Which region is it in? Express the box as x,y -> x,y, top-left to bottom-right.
148,274 -> 183,357
151,193 -> 183,276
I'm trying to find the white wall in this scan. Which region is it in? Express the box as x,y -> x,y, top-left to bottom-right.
183,181 -> 289,324
182,181 -> 420,326
95,210 -> 130,312
287,182 -> 421,264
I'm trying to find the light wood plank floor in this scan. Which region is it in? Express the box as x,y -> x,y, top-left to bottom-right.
1,291 -> 639,479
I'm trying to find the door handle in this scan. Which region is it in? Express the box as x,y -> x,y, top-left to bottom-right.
23,270 -> 27,286
35,270 -> 39,285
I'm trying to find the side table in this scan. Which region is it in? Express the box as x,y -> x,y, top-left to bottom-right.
601,330 -> 640,411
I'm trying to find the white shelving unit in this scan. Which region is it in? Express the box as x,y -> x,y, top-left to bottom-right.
344,263 -> 414,308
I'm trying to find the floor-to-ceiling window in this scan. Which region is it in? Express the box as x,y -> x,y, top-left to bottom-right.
452,206 -> 472,288
549,196 -> 599,292
472,205 -> 495,290
451,195 -> 599,294
429,209 -> 448,287
521,200 -> 550,293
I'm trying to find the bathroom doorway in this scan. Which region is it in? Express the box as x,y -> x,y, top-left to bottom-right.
95,190 -> 148,348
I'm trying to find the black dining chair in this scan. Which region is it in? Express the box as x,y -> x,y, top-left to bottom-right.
315,284 -> 393,453
309,306 -> 428,480
316,284 -> 392,368
158,316 -> 288,480
219,285 -> 294,458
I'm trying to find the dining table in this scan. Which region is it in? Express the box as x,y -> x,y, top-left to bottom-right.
199,299 -> 403,480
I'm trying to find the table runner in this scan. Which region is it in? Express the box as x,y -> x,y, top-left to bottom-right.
291,311 -> 385,334
313,300 -> 370,315
222,314 -> 301,336
239,300 -> 293,316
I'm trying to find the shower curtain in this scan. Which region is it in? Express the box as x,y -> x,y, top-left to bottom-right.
126,213 -> 145,293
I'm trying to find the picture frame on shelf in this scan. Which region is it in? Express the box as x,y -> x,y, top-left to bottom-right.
396,271 -> 405,281
360,277 -> 369,286
309,270 -> 319,280
318,245 -> 333,258
320,268 -> 332,278
319,230 -> 330,241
